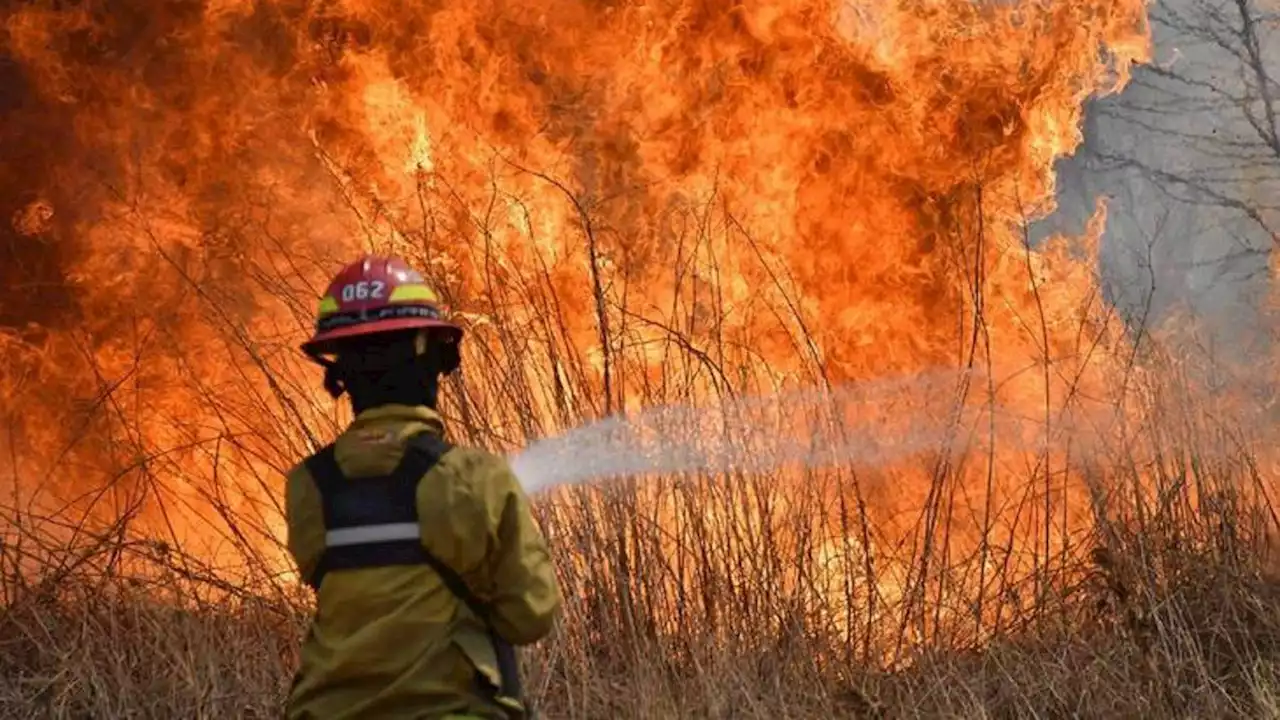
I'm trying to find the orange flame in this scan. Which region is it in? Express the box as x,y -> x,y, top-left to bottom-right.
0,0 -> 1151,623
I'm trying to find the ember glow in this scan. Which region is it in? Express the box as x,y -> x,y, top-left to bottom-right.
0,0 -> 1152,637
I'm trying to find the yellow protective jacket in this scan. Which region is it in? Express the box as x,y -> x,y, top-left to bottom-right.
284,404 -> 561,720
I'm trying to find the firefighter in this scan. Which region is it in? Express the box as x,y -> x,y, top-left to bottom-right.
284,255 -> 562,720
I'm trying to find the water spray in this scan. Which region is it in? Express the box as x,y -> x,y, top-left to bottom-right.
507,367 -> 1052,494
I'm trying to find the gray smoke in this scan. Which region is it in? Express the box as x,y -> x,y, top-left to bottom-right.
1032,0 -> 1279,368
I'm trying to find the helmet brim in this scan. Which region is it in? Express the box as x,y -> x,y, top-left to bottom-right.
301,317 -> 463,356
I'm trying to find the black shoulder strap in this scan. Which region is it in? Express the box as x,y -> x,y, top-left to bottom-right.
303,443 -> 342,496
402,432 -> 454,480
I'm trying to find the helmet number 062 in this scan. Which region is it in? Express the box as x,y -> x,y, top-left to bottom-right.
341,280 -> 386,302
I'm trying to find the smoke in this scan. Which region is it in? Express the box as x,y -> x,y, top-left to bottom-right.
1034,0 -> 1280,371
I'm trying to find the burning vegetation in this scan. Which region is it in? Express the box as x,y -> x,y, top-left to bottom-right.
2,0 -> 1280,717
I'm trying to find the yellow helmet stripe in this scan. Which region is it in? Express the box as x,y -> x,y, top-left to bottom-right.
389,284 -> 440,304
317,296 -> 340,315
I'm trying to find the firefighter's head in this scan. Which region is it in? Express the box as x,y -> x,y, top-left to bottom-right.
301,255 -> 462,412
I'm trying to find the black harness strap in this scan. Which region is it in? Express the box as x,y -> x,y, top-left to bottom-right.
306,442 -> 431,587
302,433 -> 527,716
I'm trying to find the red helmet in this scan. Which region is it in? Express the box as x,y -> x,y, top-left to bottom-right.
301,255 -> 462,356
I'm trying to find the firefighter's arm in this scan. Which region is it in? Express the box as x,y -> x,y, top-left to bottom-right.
285,464 -> 326,586
473,455 -> 563,645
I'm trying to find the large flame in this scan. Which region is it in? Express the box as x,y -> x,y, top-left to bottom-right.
0,0 -> 1151,639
